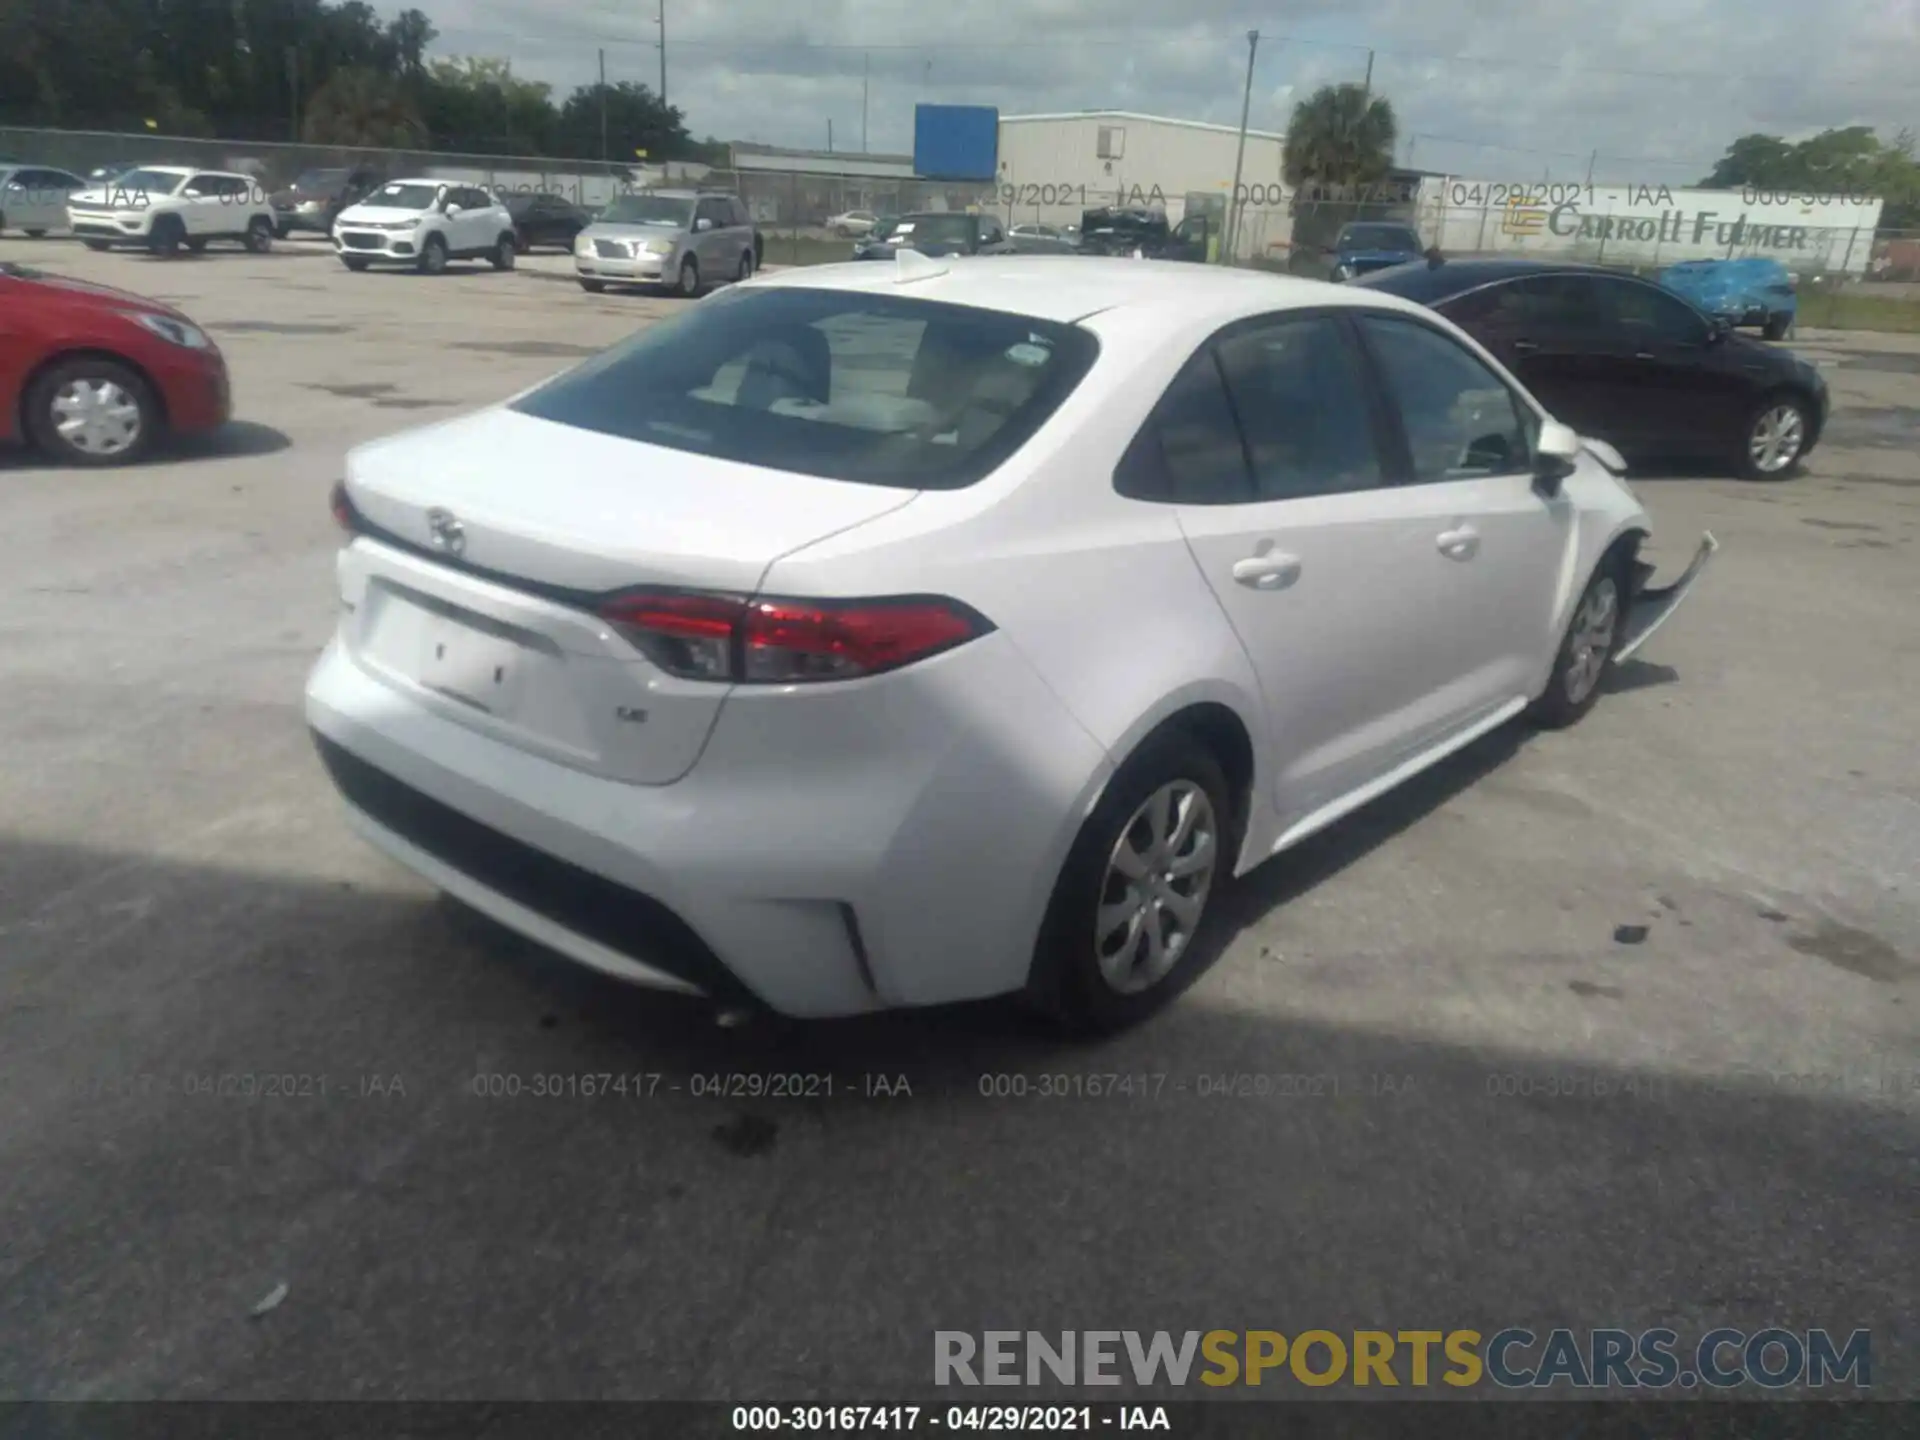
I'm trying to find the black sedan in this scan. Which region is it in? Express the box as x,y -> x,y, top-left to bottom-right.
504,192 -> 591,253
1352,258 -> 1828,479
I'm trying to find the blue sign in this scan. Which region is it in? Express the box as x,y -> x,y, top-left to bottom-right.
914,105 -> 999,182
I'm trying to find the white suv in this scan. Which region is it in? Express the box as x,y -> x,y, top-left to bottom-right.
333,179 -> 517,274
65,166 -> 275,255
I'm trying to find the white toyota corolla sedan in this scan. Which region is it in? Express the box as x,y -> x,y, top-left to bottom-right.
307,252 -> 1715,1032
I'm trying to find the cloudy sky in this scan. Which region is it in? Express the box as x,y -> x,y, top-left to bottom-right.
409,0 -> 1918,182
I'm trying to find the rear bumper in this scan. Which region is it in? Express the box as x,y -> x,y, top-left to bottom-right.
304,626 -> 1108,1018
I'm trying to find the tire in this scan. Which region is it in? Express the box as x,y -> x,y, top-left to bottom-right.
735,249 -> 754,282
677,255 -> 699,297
578,278 -> 606,293
25,228 -> 47,238
1738,392 -> 1811,480
243,217 -> 273,253
342,257 -> 370,272
513,228 -> 531,254
1026,731 -> 1236,1035
417,234 -> 448,275
147,217 -> 184,257
490,232 -> 516,270
274,221 -> 292,240
1528,559 -> 1625,730
185,237 -> 208,254
24,356 -> 160,467
1762,313 -> 1791,341
83,239 -> 111,252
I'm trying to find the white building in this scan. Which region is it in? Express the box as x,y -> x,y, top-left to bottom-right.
996,110 -> 1292,260
1412,177 -> 1885,277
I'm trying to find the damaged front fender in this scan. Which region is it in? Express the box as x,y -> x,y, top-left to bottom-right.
1616,532 -> 1718,664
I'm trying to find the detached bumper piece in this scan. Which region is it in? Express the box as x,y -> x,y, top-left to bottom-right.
310,732 -> 758,1007
1616,532 -> 1717,664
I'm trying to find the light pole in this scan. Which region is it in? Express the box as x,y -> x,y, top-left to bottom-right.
1224,30 -> 1259,264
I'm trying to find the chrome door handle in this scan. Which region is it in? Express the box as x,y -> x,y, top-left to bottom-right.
1231,552 -> 1302,590
1436,525 -> 1480,559
1511,339 -> 1539,353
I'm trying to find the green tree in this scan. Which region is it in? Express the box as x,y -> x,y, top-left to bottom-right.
1283,82 -> 1398,193
553,80 -> 684,162
301,64 -> 426,147
1700,126 -> 1920,228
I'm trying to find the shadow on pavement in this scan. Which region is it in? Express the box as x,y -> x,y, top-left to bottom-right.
1,795 -> 1912,1400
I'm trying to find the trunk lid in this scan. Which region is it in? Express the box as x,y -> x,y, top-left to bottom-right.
338,405 -> 918,785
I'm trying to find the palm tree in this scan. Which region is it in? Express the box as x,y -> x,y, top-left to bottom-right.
301,67 -> 427,149
1283,83 -> 1398,195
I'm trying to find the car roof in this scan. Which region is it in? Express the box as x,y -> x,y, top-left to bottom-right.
746,254 -> 1440,326
1348,256 -> 1648,302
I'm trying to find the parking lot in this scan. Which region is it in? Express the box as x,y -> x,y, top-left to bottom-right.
2,236 -> 1916,1400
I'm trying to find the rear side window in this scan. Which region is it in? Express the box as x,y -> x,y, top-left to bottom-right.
511,288 -> 1100,491
1114,351 -> 1252,505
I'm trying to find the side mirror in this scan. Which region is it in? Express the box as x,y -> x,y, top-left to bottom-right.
1708,316 -> 1731,343
694,217 -> 714,233
443,203 -> 462,216
1533,419 -> 1582,496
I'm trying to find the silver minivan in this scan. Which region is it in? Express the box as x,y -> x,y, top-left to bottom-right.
573,189 -> 759,297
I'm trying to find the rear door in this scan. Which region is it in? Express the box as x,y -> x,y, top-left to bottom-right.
1130,310 -> 1463,830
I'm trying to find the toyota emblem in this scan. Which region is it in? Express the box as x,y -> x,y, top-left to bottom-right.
425,508 -> 466,556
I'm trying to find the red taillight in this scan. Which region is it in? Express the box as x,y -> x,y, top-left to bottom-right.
596,589 -> 992,684
329,479 -> 356,532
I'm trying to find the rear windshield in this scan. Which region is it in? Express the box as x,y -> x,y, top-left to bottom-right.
1340,224 -> 1421,250
511,287 -> 1100,491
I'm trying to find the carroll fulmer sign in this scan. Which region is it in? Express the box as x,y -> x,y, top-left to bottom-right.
1420,180 -> 1886,275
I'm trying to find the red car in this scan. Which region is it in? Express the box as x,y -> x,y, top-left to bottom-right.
0,260 -> 230,466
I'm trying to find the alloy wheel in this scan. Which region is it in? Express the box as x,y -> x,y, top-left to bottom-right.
50,377 -> 144,458
1749,404 -> 1805,474
1093,780 -> 1219,995
1563,577 -> 1618,705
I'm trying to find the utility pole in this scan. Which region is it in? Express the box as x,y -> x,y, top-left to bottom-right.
657,0 -> 667,111
286,47 -> 300,142
599,49 -> 608,161
828,119 -> 834,154
1585,149 -> 1597,185
1224,29 -> 1259,264
1362,49 -> 1374,97
863,51 -> 870,153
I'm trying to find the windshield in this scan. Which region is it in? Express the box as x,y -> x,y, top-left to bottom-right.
511,287 -> 1100,491
598,194 -> 696,226
293,169 -> 348,190
1340,224 -> 1422,251
878,214 -> 973,246
105,170 -> 187,197
362,181 -> 440,210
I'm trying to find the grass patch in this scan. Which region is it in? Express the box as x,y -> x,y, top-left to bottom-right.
1795,288 -> 1920,334
761,235 -> 855,267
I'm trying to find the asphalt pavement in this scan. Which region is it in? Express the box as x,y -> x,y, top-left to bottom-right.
0,237 -> 1915,1402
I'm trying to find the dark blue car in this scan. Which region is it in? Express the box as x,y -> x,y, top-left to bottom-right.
1327,221 -> 1425,280
1658,257 -> 1797,340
